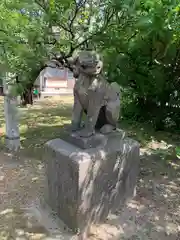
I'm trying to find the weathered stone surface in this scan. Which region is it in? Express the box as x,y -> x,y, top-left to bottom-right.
65,132 -> 107,149
44,132 -> 140,234
3,83 -> 20,152
64,129 -> 126,149
70,50 -> 121,138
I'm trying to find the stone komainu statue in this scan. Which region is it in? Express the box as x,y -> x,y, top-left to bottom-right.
69,51 -> 120,138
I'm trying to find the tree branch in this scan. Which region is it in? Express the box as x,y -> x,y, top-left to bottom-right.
34,0 -> 48,11
68,0 -> 79,38
52,6 -> 116,67
0,39 -> 57,45
70,7 -> 116,54
65,0 -> 88,55
35,0 -> 115,60
0,29 -> 8,35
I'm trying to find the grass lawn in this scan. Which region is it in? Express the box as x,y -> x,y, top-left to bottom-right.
0,95 -> 179,152
0,95 -> 180,239
0,96 -> 73,157
0,95 -> 179,175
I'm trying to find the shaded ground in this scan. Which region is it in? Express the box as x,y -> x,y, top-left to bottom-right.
0,96 -> 180,239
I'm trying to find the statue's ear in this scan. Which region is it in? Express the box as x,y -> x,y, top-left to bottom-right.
67,56 -> 79,71
68,56 -> 79,66
99,60 -> 103,68
67,57 -> 74,65
74,56 -> 79,65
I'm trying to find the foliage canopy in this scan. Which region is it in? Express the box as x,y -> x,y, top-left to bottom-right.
0,0 -> 179,129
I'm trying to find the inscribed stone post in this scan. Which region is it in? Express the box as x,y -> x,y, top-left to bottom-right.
3,76 -> 20,152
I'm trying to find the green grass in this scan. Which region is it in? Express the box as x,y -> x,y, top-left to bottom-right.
0,96 -> 73,157
0,97 -> 180,240
0,96 -> 179,165
0,96 -> 179,240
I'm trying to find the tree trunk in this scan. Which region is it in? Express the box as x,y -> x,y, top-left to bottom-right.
22,87 -> 33,106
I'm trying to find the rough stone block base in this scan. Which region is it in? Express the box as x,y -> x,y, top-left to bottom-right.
44,132 -> 140,234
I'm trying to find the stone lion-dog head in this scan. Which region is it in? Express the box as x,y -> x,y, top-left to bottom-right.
69,51 -> 103,79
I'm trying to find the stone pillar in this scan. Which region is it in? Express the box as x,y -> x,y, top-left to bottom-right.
44,131 -> 140,236
3,77 -> 20,152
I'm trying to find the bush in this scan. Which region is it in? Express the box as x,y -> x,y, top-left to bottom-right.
96,0 -> 180,131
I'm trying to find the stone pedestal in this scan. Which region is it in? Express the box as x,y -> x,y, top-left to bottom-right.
44,131 -> 140,234
3,85 -> 20,152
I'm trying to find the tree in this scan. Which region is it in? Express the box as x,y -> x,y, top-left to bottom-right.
0,1 -> 50,104
94,0 -> 180,130
0,0 -> 116,104
0,0 -> 179,130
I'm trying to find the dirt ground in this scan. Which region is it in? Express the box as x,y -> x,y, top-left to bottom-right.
0,96 -> 180,239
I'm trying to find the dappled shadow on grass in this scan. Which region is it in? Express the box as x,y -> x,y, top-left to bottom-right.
0,150 -> 50,239
92,147 -> 180,240
18,100 -> 73,159
20,123 -> 71,159
0,115 -> 4,128
0,95 -> 180,239
120,120 -> 180,148
42,114 -> 180,239
0,97 -> 4,128
0,208 -> 49,239
20,104 -> 73,127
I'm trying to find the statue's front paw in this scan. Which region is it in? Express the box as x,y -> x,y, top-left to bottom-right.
78,129 -> 94,138
100,124 -> 116,134
71,122 -> 80,132
71,123 -> 86,133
